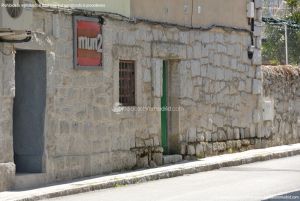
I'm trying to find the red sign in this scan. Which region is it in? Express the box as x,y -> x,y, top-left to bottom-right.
74,17 -> 103,69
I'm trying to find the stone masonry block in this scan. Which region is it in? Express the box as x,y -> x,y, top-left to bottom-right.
256,66 -> 262,79
151,42 -> 186,59
188,128 -> 197,142
252,79 -> 262,94
181,144 -> 187,155
187,145 -> 196,155
0,163 -> 15,191
151,59 -> 163,97
250,124 -> 256,138
153,136 -> 160,146
254,23 -> 263,37
227,127 -> 234,140
217,130 -> 227,141
253,48 -> 262,65
143,68 -> 151,83
234,128 -> 240,140
144,139 -> 154,147
205,132 -> 212,142
197,133 -> 205,142
191,60 -> 201,77
256,10 -> 263,22
245,128 -> 251,139
152,153 -> 163,166
196,144 -> 204,157
253,109 -> 262,123
255,0 -> 263,9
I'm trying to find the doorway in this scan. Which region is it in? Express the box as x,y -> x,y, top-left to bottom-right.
13,50 -> 46,173
161,60 -> 180,155
161,61 -> 168,153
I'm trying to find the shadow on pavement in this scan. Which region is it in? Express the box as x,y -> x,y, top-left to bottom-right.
263,191 -> 300,201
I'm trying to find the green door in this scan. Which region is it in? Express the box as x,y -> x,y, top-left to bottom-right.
161,61 -> 168,153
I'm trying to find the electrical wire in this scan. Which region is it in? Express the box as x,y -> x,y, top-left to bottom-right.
263,17 -> 300,29
0,36 -> 32,43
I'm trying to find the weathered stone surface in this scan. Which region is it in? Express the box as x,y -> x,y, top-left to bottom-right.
205,132 -> 212,142
151,42 -> 187,59
137,156 -> 149,168
227,127 -> 234,140
211,133 -> 218,142
187,145 -> 196,155
188,128 -> 197,143
234,128 -> 240,140
252,79 -> 262,94
180,144 -> 187,155
163,155 -> 182,164
197,133 -> 205,142
245,128 -> 251,139
0,163 -> 15,191
217,130 -> 227,141
253,110 -> 262,123
144,139 -> 154,147
191,60 -> 201,77
1,8 -> 298,192
152,153 -> 163,166
153,136 -> 160,146
196,144 -> 204,156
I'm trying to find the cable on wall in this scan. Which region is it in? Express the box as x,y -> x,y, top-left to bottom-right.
34,0 -> 252,34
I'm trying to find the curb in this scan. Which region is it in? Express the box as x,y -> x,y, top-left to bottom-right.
2,144 -> 300,201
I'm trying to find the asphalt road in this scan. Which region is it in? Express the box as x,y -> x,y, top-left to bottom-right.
45,155 -> 300,201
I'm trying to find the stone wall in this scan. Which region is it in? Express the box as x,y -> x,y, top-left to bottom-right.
0,44 -> 15,191
0,1 -> 265,189
12,9 -> 258,184
178,30 -> 261,158
262,65 -> 300,146
14,11 -> 165,183
178,0 -> 264,158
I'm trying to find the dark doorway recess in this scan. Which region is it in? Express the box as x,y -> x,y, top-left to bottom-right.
13,50 -> 46,173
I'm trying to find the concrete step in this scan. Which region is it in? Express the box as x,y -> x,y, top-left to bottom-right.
14,173 -> 48,190
163,155 -> 183,165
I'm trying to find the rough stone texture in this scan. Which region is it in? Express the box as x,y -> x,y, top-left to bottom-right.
0,44 -> 15,191
262,65 -> 300,147
1,5 -> 296,191
163,155 -> 183,165
179,2 -> 267,158
0,163 -> 15,191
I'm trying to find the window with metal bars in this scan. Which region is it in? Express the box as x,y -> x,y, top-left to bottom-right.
119,60 -> 135,106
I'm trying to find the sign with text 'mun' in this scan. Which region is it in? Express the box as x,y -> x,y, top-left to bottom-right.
74,16 -> 103,69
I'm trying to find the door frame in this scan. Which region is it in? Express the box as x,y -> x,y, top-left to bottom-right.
161,60 -> 168,154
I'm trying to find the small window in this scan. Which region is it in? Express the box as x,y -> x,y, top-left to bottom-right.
119,60 -> 135,106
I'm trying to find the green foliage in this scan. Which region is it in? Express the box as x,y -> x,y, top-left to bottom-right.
286,0 -> 298,9
262,0 -> 300,65
289,11 -> 300,23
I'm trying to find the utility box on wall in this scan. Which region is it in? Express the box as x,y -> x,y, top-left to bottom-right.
262,98 -> 274,121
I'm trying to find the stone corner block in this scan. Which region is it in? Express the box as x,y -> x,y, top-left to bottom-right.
0,162 -> 15,191
253,49 -> 262,65
252,79 -> 262,95
255,0 -> 263,9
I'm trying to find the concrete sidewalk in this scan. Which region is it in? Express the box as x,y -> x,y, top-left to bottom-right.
1,144 -> 300,201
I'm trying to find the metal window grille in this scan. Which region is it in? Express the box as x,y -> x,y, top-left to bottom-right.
119,60 -> 135,106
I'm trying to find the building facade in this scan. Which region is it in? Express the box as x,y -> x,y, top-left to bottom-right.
0,0 -> 299,191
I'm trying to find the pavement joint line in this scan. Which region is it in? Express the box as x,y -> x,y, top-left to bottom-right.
1,144 -> 300,201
